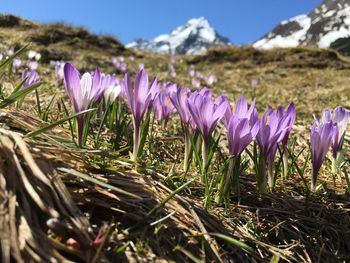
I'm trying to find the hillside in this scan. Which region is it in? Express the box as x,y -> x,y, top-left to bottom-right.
1,14 -> 350,263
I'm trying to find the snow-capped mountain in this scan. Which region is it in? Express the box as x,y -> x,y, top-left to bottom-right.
254,0 -> 350,54
126,17 -> 230,55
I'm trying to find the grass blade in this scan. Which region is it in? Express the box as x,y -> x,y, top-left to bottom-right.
0,43 -> 30,72
0,81 -> 41,109
57,167 -> 141,199
210,233 -> 254,253
26,108 -> 96,137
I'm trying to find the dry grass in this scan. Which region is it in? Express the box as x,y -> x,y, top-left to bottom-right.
1,14 -> 350,262
0,106 -> 349,262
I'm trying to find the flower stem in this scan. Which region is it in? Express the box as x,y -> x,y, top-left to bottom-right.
77,117 -> 84,147
183,128 -> 190,173
282,148 -> 289,180
267,158 -> 275,190
202,138 -> 209,176
215,156 -> 237,204
259,157 -> 267,193
132,119 -> 140,162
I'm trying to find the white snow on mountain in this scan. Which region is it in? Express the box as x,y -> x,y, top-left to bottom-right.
126,17 -> 230,55
254,15 -> 311,49
318,6 -> 350,47
253,0 -> 350,51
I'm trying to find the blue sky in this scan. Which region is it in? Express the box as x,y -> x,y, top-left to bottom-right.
0,0 -> 321,44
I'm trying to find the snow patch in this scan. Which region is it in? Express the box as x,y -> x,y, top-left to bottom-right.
254,15 -> 311,49
318,27 -> 350,47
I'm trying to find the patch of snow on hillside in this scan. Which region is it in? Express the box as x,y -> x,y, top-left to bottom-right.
318,6 -> 350,47
254,15 -> 311,49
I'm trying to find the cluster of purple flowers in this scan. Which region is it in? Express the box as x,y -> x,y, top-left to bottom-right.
50,60 -> 66,81
63,63 -> 122,146
61,61 -> 349,193
1,48 -> 42,71
188,64 -> 217,89
310,107 -> 349,191
111,56 -> 127,73
21,68 -> 40,88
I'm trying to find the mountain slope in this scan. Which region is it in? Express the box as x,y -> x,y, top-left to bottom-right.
0,13 -> 129,66
126,17 -> 230,55
254,0 -> 350,53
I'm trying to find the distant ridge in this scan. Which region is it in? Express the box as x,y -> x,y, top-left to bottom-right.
126,17 -> 230,55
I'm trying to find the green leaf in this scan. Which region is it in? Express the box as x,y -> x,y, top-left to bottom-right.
0,81 -> 41,109
26,108 -> 96,138
210,233 -> 254,253
95,106 -> 110,148
41,93 -> 57,121
0,43 -> 30,72
137,111 -> 151,158
57,167 -> 141,199
189,132 -> 202,171
60,98 -> 77,145
270,255 -> 280,263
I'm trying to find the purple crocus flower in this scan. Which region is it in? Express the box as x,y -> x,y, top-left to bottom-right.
122,68 -> 158,161
227,116 -> 259,157
274,102 -> 296,179
215,115 -> 259,203
188,65 -> 195,77
170,86 -> 192,126
111,57 -> 120,68
21,69 -> 40,89
103,77 -> 121,104
276,102 -> 296,147
168,64 -> 176,78
310,121 -> 338,192
199,87 -> 212,99
161,82 -> 177,95
50,60 -> 65,80
251,79 -> 258,89
138,63 -> 144,70
111,56 -> 127,72
154,92 -> 175,126
170,85 -> 193,171
256,108 -> 293,189
221,96 -> 258,128
204,74 -> 217,86
27,60 -> 38,70
63,63 -> 101,146
234,97 -> 258,125
7,49 -> 14,56
257,104 -> 294,160
192,78 -> 201,89
187,92 -> 227,168
319,106 -> 349,158
13,58 -> 22,69
195,71 -> 204,79
120,63 -> 127,73
0,53 -> 3,61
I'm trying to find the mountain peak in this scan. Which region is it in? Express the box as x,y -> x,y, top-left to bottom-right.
253,0 -> 350,54
126,17 -> 230,55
